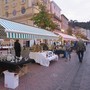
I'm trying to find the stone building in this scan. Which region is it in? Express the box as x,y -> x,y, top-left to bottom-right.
50,1 -> 61,31
61,14 -> 69,33
0,0 -> 50,26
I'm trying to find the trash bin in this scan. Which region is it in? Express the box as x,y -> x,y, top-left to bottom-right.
3,70 -> 19,89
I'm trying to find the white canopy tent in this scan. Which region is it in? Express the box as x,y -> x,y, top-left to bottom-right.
54,31 -> 78,41
81,38 -> 89,42
0,18 -> 58,40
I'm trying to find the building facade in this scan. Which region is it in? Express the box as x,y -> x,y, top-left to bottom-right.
0,0 -> 50,26
61,14 -> 69,33
86,29 -> 90,40
50,1 -> 61,30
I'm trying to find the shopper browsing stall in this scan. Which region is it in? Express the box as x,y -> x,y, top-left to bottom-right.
14,39 -> 21,57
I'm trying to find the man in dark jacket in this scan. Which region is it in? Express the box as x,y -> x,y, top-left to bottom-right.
14,39 -> 21,57
76,39 -> 86,63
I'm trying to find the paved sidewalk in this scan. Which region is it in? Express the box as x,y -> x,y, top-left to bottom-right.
69,44 -> 90,90
0,44 -> 90,90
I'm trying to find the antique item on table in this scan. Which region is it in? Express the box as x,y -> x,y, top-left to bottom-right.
15,56 -> 23,62
0,52 -> 7,61
31,44 -> 41,52
7,54 -> 15,62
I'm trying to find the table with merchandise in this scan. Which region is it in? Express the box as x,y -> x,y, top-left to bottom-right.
29,51 -> 58,67
0,56 -> 33,73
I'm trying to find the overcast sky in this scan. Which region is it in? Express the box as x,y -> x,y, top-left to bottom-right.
52,0 -> 90,22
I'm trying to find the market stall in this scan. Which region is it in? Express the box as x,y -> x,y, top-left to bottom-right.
0,17 -> 59,89
0,18 -> 58,68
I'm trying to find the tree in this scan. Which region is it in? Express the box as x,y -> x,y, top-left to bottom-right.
31,4 -> 57,31
69,20 -> 90,30
66,27 -> 73,35
75,30 -> 88,40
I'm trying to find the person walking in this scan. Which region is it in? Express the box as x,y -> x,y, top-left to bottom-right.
14,39 -> 21,57
65,41 -> 72,61
75,39 -> 86,63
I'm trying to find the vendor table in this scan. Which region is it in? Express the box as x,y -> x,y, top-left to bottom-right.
54,49 -> 66,58
29,51 -> 58,67
0,58 -> 33,72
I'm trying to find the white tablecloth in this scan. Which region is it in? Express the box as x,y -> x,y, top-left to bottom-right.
29,51 -> 58,67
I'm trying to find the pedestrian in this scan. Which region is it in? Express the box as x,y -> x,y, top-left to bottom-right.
14,39 -> 21,57
75,39 -> 86,63
73,41 -> 78,50
65,41 -> 72,61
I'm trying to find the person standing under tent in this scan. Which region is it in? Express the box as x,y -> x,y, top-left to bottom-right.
14,39 -> 21,57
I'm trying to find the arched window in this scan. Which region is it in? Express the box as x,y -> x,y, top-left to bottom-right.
21,7 -> 26,14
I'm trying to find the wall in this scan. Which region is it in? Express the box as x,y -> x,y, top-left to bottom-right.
61,14 -> 69,33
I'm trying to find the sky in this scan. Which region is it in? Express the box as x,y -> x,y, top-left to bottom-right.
52,0 -> 90,22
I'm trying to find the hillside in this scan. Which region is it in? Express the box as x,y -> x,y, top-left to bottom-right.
69,20 -> 90,30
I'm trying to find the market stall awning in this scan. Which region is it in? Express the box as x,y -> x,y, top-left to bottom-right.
0,25 -> 7,39
81,39 -> 89,42
0,18 -> 58,40
53,31 -> 78,41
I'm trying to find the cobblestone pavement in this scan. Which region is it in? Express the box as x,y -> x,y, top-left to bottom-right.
0,44 -> 90,90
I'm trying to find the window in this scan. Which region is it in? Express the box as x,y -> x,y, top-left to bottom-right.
5,12 -> 9,17
5,6 -> 9,10
21,0 -> 26,3
21,7 -> 26,14
12,10 -> 16,16
4,0 -> 9,4
12,2 -> 17,8
42,0 -> 48,4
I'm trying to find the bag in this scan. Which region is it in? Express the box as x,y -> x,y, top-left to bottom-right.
76,44 -> 86,52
